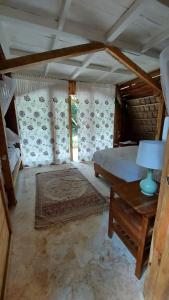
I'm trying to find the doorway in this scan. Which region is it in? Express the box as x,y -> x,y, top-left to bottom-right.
69,95 -> 79,161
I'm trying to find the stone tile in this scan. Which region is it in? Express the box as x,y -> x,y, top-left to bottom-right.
6,163 -> 144,300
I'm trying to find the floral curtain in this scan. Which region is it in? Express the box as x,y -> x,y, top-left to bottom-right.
15,76 -> 69,167
77,83 -> 115,161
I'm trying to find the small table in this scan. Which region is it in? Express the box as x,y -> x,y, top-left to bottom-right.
108,181 -> 158,279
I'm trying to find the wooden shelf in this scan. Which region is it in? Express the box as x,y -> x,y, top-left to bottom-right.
108,182 -> 157,279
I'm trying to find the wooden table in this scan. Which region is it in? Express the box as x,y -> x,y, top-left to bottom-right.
108,181 -> 158,279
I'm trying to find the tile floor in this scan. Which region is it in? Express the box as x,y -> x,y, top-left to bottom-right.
5,162 -> 145,300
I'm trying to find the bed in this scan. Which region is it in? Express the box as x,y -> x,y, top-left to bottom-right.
6,128 -> 22,186
0,75 -> 21,206
8,146 -> 21,173
93,146 -> 146,185
8,145 -> 22,186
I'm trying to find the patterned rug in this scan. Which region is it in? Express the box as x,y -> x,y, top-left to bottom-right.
35,167 -> 108,229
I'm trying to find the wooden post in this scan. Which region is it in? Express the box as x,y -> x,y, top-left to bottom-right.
0,104 -> 17,206
155,93 -> 165,140
144,131 -> 169,300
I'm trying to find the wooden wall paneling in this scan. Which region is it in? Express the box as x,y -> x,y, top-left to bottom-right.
120,69 -> 160,87
119,70 -> 160,101
0,218 -> 9,297
0,104 -> 17,206
106,47 -> 161,95
120,95 -> 160,141
118,69 -> 165,142
144,132 -> 169,300
0,174 -> 11,299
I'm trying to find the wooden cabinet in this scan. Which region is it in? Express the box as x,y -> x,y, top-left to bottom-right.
0,174 -> 11,299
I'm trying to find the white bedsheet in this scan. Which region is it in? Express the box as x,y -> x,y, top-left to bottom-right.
8,147 -> 21,172
93,146 -> 146,182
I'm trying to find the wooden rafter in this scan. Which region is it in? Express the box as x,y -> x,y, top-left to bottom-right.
119,69 -> 160,90
71,0 -> 151,81
0,4 -> 161,60
106,45 -> 162,95
0,41 -> 162,100
0,42 -> 105,74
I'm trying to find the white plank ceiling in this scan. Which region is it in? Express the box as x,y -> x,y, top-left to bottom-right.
0,0 -> 169,83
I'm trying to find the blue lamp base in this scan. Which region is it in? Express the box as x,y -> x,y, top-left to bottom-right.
140,169 -> 157,196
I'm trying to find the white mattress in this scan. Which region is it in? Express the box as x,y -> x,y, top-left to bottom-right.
8,147 -> 21,172
93,146 -> 146,182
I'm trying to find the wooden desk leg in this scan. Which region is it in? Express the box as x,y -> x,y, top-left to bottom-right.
135,216 -> 149,279
108,190 -> 114,238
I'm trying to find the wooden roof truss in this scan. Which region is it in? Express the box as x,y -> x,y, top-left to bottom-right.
0,41 -> 164,138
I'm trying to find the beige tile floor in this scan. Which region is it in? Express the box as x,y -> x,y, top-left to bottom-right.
5,162 -> 145,300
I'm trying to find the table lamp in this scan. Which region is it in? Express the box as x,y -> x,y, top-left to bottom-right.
136,140 -> 165,196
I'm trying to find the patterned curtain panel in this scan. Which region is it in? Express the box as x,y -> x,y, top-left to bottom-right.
77,83 -> 115,161
15,77 -> 69,167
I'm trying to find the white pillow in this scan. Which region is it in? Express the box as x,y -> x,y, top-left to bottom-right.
6,128 -> 19,146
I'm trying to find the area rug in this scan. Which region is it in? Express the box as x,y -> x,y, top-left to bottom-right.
35,167 -> 108,229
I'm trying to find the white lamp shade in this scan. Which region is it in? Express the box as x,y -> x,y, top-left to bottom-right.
136,140 -> 165,170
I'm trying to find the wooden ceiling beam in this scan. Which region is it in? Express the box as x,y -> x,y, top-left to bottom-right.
0,42 -> 105,74
71,0 -> 150,81
0,41 -> 161,98
106,45 -> 161,95
0,5 -> 160,61
10,48 -> 113,73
